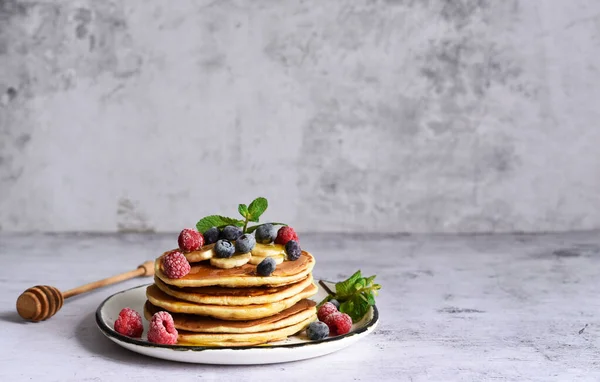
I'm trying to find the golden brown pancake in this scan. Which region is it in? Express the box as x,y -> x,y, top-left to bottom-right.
175,315 -> 316,346
146,283 -> 318,320
155,251 -> 315,288
153,274 -> 314,305
144,299 -> 316,333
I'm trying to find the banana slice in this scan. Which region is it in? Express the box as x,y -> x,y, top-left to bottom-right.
185,243 -> 215,262
210,252 -> 251,269
249,253 -> 285,265
251,243 -> 285,258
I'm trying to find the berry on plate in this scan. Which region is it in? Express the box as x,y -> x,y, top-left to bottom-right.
323,312 -> 353,336
317,302 -> 338,321
148,311 -> 178,345
162,251 -> 191,279
177,228 -> 203,252
274,226 -> 299,245
329,299 -> 341,309
114,308 -> 143,337
306,321 -> 329,340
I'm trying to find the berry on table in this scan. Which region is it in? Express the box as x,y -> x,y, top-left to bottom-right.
114,308 -> 143,337
317,302 -> 338,321
275,226 -> 299,245
257,257 -> 276,276
177,228 -> 203,252
306,321 -> 329,340
214,239 -> 235,258
148,311 -> 178,345
323,312 -> 353,336
162,251 -> 191,279
235,234 -> 256,253
203,227 -> 220,245
220,225 -> 242,241
255,224 -> 276,244
285,240 -> 301,261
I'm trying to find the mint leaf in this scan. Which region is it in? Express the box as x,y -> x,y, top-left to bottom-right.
335,270 -> 362,298
247,197 -> 268,222
245,222 -> 287,234
321,270 -> 381,323
339,294 -> 370,322
238,204 -> 249,218
196,215 -> 244,233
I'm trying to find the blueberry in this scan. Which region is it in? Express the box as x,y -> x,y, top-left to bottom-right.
257,257 -> 276,276
306,321 -> 329,340
204,227 -> 219,245
235,234 -> 256,253
220,225 -> 242,241
329,299 -> 340,309
285,240 -> 301,261
214,239 -> 235,258
255,224 -> 276,244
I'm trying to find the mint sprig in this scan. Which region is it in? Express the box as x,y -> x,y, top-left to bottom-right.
196,215 -> 244,233
196,197 -> 287,234
319,270 -> 381,323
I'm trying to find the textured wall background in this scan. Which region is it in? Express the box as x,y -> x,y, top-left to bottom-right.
1,0 -> 600,233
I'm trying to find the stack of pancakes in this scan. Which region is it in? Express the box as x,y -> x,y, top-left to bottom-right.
144,244 -> 318,346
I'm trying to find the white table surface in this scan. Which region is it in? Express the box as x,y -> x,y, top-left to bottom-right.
1,232 -> 599,381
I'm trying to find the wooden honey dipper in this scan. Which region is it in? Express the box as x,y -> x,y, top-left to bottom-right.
16,260 -> 155,322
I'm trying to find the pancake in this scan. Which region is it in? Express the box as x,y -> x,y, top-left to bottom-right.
144,299 -> 316,333
155,251 -> 315,288
176,315 -> 316,346
153,274 -> 314,305
146,283 -> 318,320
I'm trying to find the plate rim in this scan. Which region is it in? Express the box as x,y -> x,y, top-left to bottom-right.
95,282 -> 379,352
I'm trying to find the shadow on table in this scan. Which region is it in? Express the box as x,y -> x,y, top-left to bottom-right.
74,312 -> 274,369
0,310 -> 26,324
75,311 -> 180,367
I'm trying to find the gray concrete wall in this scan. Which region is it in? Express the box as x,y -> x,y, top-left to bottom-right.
1,0 -> 599,233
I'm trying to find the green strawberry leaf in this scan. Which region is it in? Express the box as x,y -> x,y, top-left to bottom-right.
245,222 -> 287,234
196,215 -> 244,233
247,197 -> 268,222
238,204 -> 249,218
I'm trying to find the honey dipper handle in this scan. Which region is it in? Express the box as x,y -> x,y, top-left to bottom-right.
62,260 -> 155,299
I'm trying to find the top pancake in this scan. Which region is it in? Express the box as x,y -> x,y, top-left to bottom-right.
155,251 -> 316,288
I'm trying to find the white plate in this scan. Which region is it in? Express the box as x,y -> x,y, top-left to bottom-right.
95,281 -> 379,364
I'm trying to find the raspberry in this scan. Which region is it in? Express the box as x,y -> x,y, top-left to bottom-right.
114,308 -> 143,338
178,228 -> 203,252
323,312 -> 353,336
274,226 -> 299,245
317,302 -> 338,321
147,311 -> 178,345
162,251 -> 191,279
